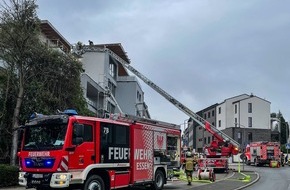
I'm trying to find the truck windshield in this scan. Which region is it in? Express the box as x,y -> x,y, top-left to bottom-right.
23,124 -> 67,151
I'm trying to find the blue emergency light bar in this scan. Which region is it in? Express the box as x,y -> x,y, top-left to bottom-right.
63,109 -> 78,116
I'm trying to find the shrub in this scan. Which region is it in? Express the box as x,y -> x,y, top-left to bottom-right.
0,164 -> 19,187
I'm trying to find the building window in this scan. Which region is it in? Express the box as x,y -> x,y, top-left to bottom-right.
208,112 -> 210,118
212,136 -> 214,141
137,91 -> 142,101
108,80 -> 116,96
212,122 -> 215,126
248,103 -> 252,113
208,137 -> 211,144
204,114 -> 207,119
248,117 -> 252,127
248,132 -> 253,142
218,107 -> 221,114
204,137 -> 206,144
212,110 -> 215,117
235,118 -> 237,127
238,132 -> 241,139
235,104 -> 237,114
218,120 -> 221,127
109,61 -> 117,79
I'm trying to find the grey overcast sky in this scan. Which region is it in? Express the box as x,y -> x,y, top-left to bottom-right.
36,0 -> 290,126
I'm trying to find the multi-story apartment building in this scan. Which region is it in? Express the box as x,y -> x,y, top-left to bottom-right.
216,94 -> 270,130
220,94 -> 271,149
186,94 -> 272,152
77,43 -> 150,118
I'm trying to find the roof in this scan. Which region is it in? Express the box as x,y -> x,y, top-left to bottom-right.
232,94 -> 271,104
87,43 -> 131,76
96,43 -> 130,64
40,20 -> 71,53
219,94 -> 249,104
196,103 -> 219,114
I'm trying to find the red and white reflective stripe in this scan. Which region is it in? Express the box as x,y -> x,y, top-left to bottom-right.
57,156 -> 68,171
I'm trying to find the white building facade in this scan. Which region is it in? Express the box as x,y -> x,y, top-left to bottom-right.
216,94 -> 271,130
188,94 -> 272,152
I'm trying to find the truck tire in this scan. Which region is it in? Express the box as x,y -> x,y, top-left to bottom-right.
152,169 -> 165,190
84,175 -> 105,190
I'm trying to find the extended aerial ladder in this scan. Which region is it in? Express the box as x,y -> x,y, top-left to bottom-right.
105,48 -> 240,152
75,45 -> 240,153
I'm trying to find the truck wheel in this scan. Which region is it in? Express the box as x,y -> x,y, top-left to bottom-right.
84,175 -> 105,190
152,169 -> 165,190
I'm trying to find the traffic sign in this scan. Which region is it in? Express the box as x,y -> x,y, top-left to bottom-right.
286,143 -> 290,149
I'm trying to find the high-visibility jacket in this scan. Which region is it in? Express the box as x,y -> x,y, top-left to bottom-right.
185,158 -> 194,171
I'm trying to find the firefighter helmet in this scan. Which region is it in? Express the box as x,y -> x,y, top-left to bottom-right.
186,151 -> 192,157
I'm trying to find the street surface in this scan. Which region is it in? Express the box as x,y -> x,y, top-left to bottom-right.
0,169 -> 230,190
244,164 -> 290,190
2,163 -> 289,190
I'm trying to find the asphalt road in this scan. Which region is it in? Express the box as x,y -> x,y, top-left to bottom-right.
244,164 -> 290,190
0,170 -> 232,190
1,163 -> 260,190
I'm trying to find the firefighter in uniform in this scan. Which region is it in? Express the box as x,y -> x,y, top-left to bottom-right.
184,151 -> 194,185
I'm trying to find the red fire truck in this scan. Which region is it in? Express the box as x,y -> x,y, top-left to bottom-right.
244,141 -> 281,167
18,111 -> 181,190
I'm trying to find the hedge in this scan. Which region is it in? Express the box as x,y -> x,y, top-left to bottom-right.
0,164 -> 19,187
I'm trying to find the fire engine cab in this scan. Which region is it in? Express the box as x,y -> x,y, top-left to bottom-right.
18,110 -> 181,190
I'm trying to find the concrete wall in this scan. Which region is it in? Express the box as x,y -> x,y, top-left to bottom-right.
81,52 -> 106,87
116,76 -> 145,116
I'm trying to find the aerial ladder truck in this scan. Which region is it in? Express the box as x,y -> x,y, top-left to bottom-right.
104,47 -> 240,174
